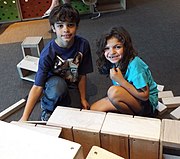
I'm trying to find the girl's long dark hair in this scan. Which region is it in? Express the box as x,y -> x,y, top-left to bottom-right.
96,26 -> 138,75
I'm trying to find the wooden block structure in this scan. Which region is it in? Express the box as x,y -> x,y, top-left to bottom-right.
17,55 -> 39,82
160,119 -> 180,159
170,106 -> 180,120
0,120 -> 84,159
21,36 -> 44,57
47,106 -> 106,157
101,113 -> 161,159
86,146 -> 124,159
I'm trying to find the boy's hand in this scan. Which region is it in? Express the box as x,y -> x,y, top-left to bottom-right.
81,99 -> 90,110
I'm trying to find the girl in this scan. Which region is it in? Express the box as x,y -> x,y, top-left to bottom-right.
90,26 -> 158,117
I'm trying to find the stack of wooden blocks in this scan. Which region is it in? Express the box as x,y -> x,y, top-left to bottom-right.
156,84 -> 180,120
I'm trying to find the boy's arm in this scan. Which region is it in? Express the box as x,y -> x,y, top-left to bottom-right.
78,75 -> 90,109
19,85 -> 43,121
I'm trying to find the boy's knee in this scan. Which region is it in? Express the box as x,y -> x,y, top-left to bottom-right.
45,76 -> 68,98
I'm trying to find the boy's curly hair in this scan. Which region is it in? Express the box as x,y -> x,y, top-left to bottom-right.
49,3 -> 80,26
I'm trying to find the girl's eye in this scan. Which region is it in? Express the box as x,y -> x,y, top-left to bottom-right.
115,45 -> 123,49
104,47 -> 109,52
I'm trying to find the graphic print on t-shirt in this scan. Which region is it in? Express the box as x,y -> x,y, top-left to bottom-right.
53,52 -> 83,82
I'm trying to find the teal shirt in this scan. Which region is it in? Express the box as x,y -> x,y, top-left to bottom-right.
112,57 -> 158,111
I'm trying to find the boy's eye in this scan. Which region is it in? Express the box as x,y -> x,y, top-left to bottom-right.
67,23 -> 76,27
57,24 -> 64,28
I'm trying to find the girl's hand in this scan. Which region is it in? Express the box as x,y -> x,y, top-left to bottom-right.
110,67 -> 125,85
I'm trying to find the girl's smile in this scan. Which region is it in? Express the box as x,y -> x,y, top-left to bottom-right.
104,37 -> 124,64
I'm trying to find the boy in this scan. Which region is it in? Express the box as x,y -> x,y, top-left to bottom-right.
20,3 -> 93,121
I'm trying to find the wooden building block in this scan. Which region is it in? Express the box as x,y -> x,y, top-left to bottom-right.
86,146 -> 124,159
156,101 -> 168,115
158,91 -> 174,99
129,116 -> 161,159
21,36 -> 44,57
100,113 -> 133,159
160,119 -> 180,159
0,120 -> 84,159
17,55 -> 39,82
47,107 -> 106,157
101,113 -> 161,159
162,97 -> 180,108
47,107 -> 80,141
157,84 -> 165,92
0,98 -> 26,120
170,106 -> 180,120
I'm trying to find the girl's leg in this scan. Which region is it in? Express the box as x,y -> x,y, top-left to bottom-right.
91,85 -> 143,115
107,86 -> 143,114
91,97 -> 117,112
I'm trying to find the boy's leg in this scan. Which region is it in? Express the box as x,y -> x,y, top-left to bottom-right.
56,84 -> 82,109
40,76 -> 68,120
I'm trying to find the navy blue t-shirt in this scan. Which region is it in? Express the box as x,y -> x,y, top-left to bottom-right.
35,35 -> 93,87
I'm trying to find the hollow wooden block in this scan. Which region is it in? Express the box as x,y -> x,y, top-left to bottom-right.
130,116 -> 161,159
100,113 -> 133,159
160,119 -> 180,159
17,55 -> 39,82
162,97 -> 180,108
21,36 -> 44,57
101,113 -> 161,159
86,146 -> 124,159
47,106 -> 81,141
47,107 -> 106,157
170,106 -> 180,120
0,120 -> 84,159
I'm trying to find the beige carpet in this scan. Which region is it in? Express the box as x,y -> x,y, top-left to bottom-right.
0,19 -> 52,44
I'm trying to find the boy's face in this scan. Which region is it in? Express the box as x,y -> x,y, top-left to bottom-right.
52,21 -> 77,44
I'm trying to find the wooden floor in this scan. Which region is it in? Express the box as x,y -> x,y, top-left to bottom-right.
0,19 -> 52,44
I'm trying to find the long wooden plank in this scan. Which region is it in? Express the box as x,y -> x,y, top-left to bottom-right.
0,99 -> 26,120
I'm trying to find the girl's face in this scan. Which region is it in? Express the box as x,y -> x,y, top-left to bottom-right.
52,21 -> 77,47
104,37 -> 124,64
